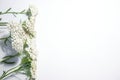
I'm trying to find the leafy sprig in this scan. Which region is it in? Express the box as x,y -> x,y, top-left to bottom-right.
0,41 -> 33,80
0,8 -> 26,17
0,7 -> 36,80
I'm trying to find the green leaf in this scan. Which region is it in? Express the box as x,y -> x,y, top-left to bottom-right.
0,53 -> 20,64
20,9 -> 26,13
26,8 -> 32,19
6,8 -> 11,13
2,61 -> 15,64
0,18 -> 2,21
0,22 -> 8,26
0,71 -> 6,80
12,14 -> 16,17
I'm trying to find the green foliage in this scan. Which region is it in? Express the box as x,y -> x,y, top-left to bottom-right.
0,41 -> 33,80
0,7 -> 36,80
0,8 -> 26,16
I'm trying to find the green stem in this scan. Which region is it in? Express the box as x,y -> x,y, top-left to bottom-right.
1,12 -> 26,15
0,65 -> 21,80
0,8 -> 26,16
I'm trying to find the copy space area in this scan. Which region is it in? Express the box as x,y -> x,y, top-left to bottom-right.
35,0 -> 120,80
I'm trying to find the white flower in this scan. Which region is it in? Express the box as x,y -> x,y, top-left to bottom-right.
25,38 -> 37,78
8,22 -> 26,52
29,5 -> 38,16
22,20 -> 36,37
8,21 -> 37,78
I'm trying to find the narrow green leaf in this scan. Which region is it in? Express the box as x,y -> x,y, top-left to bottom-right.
12,13 -> 16,17
20,9 -> 26,13
2,61 -> 15,64
5,8 -> 11,13
0,18 -> 2,21
0,53 -> 20,64
0,22 -> 8,26
0,12 -> 2,14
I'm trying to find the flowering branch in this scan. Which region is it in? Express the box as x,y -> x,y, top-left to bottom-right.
0,5 -> 37,80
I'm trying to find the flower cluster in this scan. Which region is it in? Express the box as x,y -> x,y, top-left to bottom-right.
0,5 -> 38,80
29,5 -> 38,17
23,5 -> 38,38
8,22 -> 26,53
25,41 -> 37,78
7,5 -> 37,79
25,5 -> 37,78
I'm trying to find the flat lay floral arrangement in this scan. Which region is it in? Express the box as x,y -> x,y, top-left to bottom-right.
0,5 -> 37,80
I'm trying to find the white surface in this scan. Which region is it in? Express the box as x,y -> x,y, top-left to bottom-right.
1,0 -> 120,80
35,0 -> 120,80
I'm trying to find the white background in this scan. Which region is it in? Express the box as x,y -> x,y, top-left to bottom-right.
35,0 -> 120,80
1,0 -> 120,80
